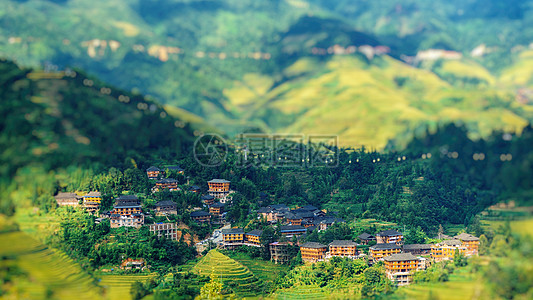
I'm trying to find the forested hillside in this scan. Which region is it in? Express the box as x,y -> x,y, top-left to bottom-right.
0,59 -> 205,214
1,0 -> 533,147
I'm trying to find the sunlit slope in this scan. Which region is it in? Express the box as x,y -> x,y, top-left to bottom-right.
226,55 -> 532,148
192,250 -> 263,298
500,50 -> 533,87
0,231 -> 103,300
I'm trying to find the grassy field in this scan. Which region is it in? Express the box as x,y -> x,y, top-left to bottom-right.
0,230 -> 103,300
98,274 -> 155,300
228,252 -> 290,283
395,268 -> 489,300
273,284 -> 326,300
192,249 -> 265,298
481,219 -> 533,237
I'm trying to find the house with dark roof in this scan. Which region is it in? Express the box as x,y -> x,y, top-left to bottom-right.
221,228 -> 245,249
82,191 -> 102,203
146,166 -> 162,179
402,244 -> 432,255
383,253 -> 422,286
431,240 -> 468,262
188,185 -> 201,193
115,195 -> 140,206
376,230 -> 403,245
201,194 -> 215,206
369,243 -> 402,260
154,200 -> 177,216
153,178 -> 179,192
209,202 -> 225,215
190,210 -> 211,223
244,229 -> 263,246
454,233 -> 480,255
55,192 -> 81,207
280,225 -> 307,237
165,165 -> 184,174
300,242 -> 328,263
358,233 -> 376,245
207,179 -> 231,200
328,240 -> 357,257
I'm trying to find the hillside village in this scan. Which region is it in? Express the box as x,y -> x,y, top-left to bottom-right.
54,165 -> 480,287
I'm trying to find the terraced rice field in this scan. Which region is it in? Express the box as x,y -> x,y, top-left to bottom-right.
274,285 -> 326,299
98,274 -> 154,300
229,253 -> 289,283
0,231 -> 103,300
192,250 -> 264,298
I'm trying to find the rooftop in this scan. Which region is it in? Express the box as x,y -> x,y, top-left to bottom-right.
83,191 -> 101,197
201,195 -> 215,200
155,200 -> 177,207
208,179 -> 230,183
55,192 -> 79,199
358,233 -> 375,240
246,229 -> 263,236
454,233 -> 480,241
329,240 -> 357,247
280,225 -> 306,232
156,178 -> 178,184
117,195 -> 139,201
383,253 -> 419,262
370,243 -> 402,250
221,228 -> 244,235
300,242 -> 327,249
442,239 -> 463,246
403,244 -> 432,250
210,202 -> 225,208
147,166 -> 161,172
377,230 -> 402,237
190,211 -> 211,217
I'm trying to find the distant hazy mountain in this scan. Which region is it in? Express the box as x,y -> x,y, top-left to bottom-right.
1,0 -> 532,148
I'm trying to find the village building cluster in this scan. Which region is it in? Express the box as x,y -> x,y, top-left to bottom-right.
54,165 -> 480,286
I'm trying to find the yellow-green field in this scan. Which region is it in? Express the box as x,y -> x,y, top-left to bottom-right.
98,274 -> 154,300
192,250 -> 264,298
396,269 -> 489,300
0,230 -> 103,300
481,219 -> 533,237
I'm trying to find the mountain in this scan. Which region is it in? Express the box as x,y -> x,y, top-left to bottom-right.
1,0 -> 533,147
0,58 -> 208,179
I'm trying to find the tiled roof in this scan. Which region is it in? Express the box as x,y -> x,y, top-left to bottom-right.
246,229 -> 263,236
403,244 -> 432,250
280,225 -> 306,232
358,233 -> 375,240
201,195 -> 215,200
221,228 -> 244,234
210,202 -> 225,208
55,192 -> 79,199
383,253 -> 419,262
329,240 -> 357,247
83,191 -> 101,197
208,179 -> 230,183
146,166 -> 160,172
300,242 -> 327,249
190,211 -> 211,217
155,200 -> 177,207
454,233 -> 480,241
370,243 -> 402,250
377,230 -> 402,237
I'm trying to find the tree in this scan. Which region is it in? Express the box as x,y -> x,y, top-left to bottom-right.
200,273 -> 224,300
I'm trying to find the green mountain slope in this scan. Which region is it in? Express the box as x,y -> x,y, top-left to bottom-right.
1,0 -> 533,146
0,58 -> 205,179
227,54 -> 533,148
